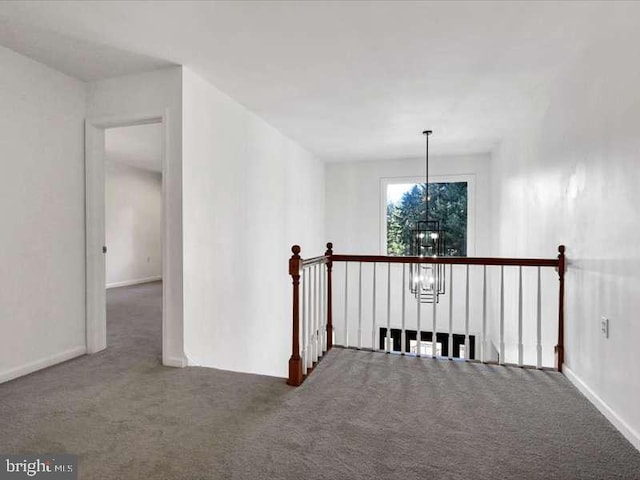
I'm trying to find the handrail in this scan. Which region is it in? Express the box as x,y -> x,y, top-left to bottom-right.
331,254 -> 559,268
302,255 -> 329,267
287,243 -> 334,386
287,243 -> 566,386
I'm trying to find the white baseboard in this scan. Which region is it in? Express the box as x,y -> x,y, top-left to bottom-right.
106,276 -> 162,289
0,346 -> 86,384
163,356 -> 187,368
564,365 -> 640,452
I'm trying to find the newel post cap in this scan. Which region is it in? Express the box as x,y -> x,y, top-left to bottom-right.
325,242 -> 333,256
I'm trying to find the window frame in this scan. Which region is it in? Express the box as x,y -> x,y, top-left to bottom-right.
379,174 -> 477,256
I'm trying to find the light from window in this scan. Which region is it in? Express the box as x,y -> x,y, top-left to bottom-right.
386,182 -> 468,257
409,340 -> 442,356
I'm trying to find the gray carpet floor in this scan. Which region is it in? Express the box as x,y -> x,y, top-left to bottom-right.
1,281 -> 639,479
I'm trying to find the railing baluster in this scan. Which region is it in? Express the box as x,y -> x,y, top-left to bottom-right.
307,266 -> 312,369
313,264 -> 322,362
448,264 -> 453,360
323,262 -> 327,352
312,265 -> 316,364
465,264 -> 470,361
401,263 -> 406,355
302,268 -> 307,373
518,265 -> 523,367
416,264 -> 421,357
344,262 -> 349,348
499,265 -> 505,365
386,262 -> 391,353
432,263 -> 437,357
537,266 -> 542,369
481,265 -> 487,363
288,244 -> 565,385
320,263 -> 325,353
358,262 -> 362,349
372,263 -> 377,351
309,266 -> 313,364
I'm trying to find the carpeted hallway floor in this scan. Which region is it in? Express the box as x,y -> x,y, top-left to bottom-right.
1,281 -> 639,479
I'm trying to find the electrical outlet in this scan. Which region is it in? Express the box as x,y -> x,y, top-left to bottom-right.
601,316 -> 609,339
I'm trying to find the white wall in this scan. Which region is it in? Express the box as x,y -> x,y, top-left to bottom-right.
326,154 -> 492,256
0,45 -> 86,382
490,4 -> 640,449
105,161 -> 162,288
324,155 -> 520,359
182,68 -> 325,378
87,67 -> 185,367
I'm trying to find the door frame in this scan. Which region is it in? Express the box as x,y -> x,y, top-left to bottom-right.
85,111 -> 170,359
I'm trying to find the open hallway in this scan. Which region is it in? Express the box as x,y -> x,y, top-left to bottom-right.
2,2 -> 640,477
1,282 -> 638,479
0,282 -> 291,478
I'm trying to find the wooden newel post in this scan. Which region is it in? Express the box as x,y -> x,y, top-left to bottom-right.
288,245 -> 304,386
555,245 -> 566,372
325,242 -> 334,350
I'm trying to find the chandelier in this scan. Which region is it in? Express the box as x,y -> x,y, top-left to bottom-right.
409,130 -> 446,303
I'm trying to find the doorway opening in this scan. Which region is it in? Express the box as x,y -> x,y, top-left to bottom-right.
85,113 -> 175,365
104,123 -> 163,359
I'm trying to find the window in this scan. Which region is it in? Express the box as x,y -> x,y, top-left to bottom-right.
383,178 -> 470,257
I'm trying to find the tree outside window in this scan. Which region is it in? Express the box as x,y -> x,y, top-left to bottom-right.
386,182 -> 468,257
